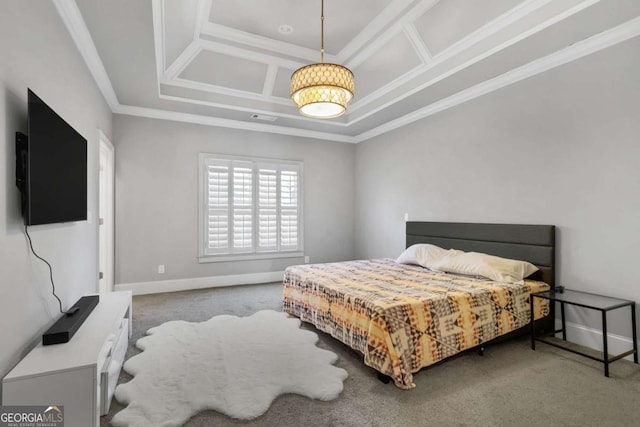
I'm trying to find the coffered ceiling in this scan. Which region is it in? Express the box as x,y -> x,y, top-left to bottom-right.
56,0 -> 640,142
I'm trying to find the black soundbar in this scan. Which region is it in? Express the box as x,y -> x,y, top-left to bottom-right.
42,295 -> 100,345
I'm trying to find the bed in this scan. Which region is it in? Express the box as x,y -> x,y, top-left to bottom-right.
283,222 -> 556,389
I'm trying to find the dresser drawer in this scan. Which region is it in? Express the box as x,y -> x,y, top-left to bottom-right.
100,318 -> 129,415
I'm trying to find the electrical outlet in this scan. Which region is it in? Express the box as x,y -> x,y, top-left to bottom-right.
404,213 -> 409,222
304,256 -> 310,264
158,265 -> 165,274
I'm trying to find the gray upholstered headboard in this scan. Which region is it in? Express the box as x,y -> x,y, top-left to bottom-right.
406,222 -> 555,288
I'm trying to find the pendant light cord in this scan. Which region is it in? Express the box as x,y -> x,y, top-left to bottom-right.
24,224 -> 66,314
320,0 -> 325,63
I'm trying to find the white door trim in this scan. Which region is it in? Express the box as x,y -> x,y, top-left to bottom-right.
98,130 -> 115,293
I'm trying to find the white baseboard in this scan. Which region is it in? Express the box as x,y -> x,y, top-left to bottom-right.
555,320 -> 638,362
114,271 -> 285,296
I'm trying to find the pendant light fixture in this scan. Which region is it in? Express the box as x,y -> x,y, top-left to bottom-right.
290,0 -> 355,119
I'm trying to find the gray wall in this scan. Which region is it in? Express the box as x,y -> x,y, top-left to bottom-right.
355,38 -> 640,338
112,115 -> 356,284
0,2 -> 112,381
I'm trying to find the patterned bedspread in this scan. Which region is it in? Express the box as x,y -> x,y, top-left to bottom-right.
283,259 -> 550,389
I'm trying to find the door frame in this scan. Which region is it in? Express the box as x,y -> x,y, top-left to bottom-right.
98,130 -> 115,293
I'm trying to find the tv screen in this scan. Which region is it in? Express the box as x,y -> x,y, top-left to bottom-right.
25,89 -> 87,225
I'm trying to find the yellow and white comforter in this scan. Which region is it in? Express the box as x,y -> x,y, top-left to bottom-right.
283,259 -> 549,389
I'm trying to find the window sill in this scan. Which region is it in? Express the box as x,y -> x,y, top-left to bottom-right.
198,251 -> 305,264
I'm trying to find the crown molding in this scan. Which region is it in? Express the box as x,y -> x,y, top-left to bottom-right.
115,104 -> 357,143
52,0 -> 119,110
354,16 -> 640,143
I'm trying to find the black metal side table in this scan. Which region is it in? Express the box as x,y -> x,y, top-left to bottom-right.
530,289 -> 638,377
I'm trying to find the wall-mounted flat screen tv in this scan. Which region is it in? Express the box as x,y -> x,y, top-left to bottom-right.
16,89 -> 87,225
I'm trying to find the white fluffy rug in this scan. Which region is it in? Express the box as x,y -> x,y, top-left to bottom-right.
111,310 -> 348,427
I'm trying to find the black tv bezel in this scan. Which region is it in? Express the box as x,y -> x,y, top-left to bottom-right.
15,89 -> 88,226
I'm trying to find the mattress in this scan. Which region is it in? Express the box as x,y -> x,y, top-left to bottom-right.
283,259 -> 550,389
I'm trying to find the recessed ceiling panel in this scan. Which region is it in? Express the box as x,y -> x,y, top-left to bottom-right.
164,0 -> 199,67
179,50 -> 268,93
352,32 -> 422,99
416,0 -> 523,55
208,0 -> 391,55
272,67 -> 295,98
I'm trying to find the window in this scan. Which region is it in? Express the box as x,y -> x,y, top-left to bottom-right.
199,154 -> 303,262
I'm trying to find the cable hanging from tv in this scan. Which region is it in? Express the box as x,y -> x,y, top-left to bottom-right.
24,224 -> 67,315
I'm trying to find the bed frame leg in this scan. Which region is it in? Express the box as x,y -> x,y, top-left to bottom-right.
376,372 -> 391,384
477,346 -> 485,356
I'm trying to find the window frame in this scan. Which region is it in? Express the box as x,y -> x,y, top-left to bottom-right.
198,153 -> 304,263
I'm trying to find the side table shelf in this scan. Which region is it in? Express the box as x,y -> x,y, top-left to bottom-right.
530,289 -> 638,377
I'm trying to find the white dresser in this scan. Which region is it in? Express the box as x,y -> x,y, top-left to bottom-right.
2,291 -> 132,427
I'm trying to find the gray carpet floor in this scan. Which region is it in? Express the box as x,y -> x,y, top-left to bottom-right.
101,283 -> 640,427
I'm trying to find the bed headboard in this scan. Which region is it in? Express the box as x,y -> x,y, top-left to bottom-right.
406,221 -> 555,288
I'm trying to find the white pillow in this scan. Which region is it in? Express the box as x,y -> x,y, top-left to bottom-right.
429,251 -> 538,283
395,244 -> 450,268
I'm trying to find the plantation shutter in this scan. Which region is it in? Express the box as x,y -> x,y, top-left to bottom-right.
232,161 -> 253,252
200,154 -> 302,259
205,159 -> 230,254
280,165 -> 300,250
257,164 -> 278,252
